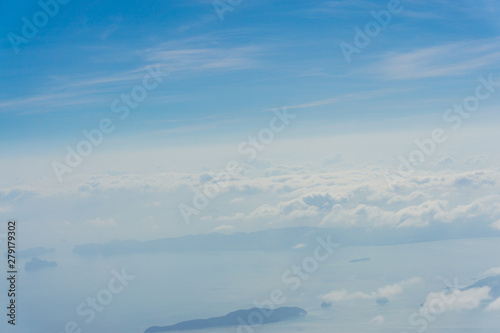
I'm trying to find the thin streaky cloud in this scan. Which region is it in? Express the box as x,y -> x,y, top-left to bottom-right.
146,45 -> 263,73
285,88 -> 409,110
372,37 -> 500,80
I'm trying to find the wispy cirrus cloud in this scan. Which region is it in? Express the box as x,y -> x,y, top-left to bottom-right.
1,37 -> 264,113
284,88 -> 407,110
297,0 -> 377,18
145,44 -> 262,73
0,93 -> 74,109
372,37 -> 500,80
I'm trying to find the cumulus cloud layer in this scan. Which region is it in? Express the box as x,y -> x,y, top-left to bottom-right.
196,167 -> 500,231
2,148 -> 500,245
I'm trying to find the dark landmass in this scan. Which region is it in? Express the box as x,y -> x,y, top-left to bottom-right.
418,274 -> 500,309
4,246 -> 54,259
25,257 -> 57,271
463,275 -> 500,299
349,257 -> 371,263
74,225 -> 500,256
321,301 -> 332,308
376,297 -> 389,305
144,307 -> 307,332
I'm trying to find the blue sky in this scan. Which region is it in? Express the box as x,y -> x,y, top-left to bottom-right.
2,0 -> 500,151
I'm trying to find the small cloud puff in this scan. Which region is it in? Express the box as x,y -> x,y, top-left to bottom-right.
322,277 -> 421,302
370,315 -> 385,325
212,225 -> 235,233
85,218 -> 117,227
486,297 -> 500,311
478,267 -> 500,279
492,220 -> 500,230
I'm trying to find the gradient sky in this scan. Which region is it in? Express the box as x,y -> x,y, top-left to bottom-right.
3,5 -> 500,333
2,0 -> 500,146
1,0 -> 500,247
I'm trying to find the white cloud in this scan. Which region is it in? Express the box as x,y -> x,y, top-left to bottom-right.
85,218 -> 117,227
196,166 -> 500,229
285,89 -> 402,111
422,287 -> 491,312
4,142 -> 500,245
370,315 -> 385,325
387,191 -> 429,204
322,277 -> 421,302
216,213 -> 246,222
372,37 -> 500,80
0,205 -> 12,213
448,288 -> 490,310
378,277 -> 422,298
321,200 -> 449,228
212,225 -> 235,232
492,220 -> 500,230
485,297 -> 500,311
478,267 -> 500,279
146,43 -> 262,73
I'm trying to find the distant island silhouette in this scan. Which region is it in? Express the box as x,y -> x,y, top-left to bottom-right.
25,257 -> 57,271
349,257 -> 371,263
144,306 -> 307,332
73,225 -> 498,257
463,274 -> 500,299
